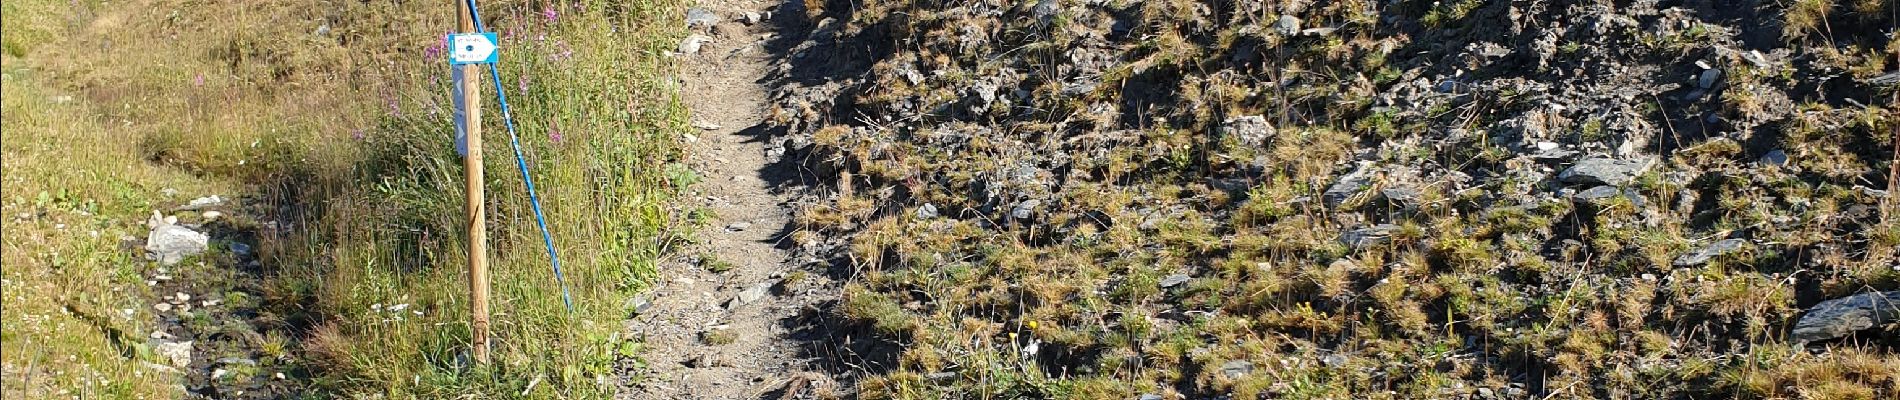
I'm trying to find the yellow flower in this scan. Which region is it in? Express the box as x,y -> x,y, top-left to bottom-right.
1027,321 -> 1039,330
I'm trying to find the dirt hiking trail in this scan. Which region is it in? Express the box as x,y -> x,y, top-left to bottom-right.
620,1 -> 837,398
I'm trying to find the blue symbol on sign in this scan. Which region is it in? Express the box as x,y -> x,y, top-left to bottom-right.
448,32 -> 499,65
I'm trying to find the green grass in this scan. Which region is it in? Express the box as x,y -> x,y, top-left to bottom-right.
2,62 -> 211,400
3,0 -> 688,397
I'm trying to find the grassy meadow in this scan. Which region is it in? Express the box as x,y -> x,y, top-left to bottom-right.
3,0 -> 689,397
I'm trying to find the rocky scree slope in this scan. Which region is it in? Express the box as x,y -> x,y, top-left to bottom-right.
761,0 -> 1898,398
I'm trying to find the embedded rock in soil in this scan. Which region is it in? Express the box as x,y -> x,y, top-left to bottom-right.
155,340 -> 193,368
1011,199 -> 1040,221
1558,157 -> 1653,186
1219,116 -> 1274,148
1158,273 -> 1190,289
1274,15 -> 1300,36
175,195 -> 225,211
147,224 -> 209,266
1220,360 -> 1253,378
685,8 -> 718,30
1758,150 -> 1788,167
678,35 -> 709,55
1323,163 -> 1376,208
1341,224 -> 1399,249
1672,238 -> 1747,267
1792,291 -> 1900,343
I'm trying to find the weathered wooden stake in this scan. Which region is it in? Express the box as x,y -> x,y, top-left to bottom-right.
457,0 -> 491,365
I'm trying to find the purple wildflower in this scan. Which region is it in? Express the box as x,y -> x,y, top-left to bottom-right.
193,74 -> 205,87
424,35 -> 447,60
554,40 -> 574,61
352,130 -> 366,141
542,6 -> 557,24
518,75 -> 530,92
548,127 -> 564,144
385,92 -> 401,117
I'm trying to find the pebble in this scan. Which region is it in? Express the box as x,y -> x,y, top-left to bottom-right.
678,35 -> 710,55
1274,15 -> 1300,36
1759,149 -> 1788,167
1158,273 -> 1190,288
153,303 -> 173,312
1220,360 -> 1254,378
726,221 -> 752,231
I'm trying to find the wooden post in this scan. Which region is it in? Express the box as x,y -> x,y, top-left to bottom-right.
457,0 -> 491,365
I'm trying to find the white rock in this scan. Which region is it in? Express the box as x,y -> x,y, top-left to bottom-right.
678,35 -> 710,55
146,224 -> 208,266
155,341 -> 193,368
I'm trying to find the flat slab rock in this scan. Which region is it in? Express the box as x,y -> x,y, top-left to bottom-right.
1672,238 -> 1747,267
1559,157 -> 1654,186
1792,291 -> 1900,343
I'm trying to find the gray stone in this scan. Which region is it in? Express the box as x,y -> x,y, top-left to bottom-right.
1558,157 -> 1654,186
1158,273 -> 1190,288
155,340 -> 193,368
1319,353 -> 1347,368
146,224 -> 208,266
1341,224 -> 1399,249
1137,394 -> 1164,400
1032,0 -> 1060,24
1220,360 -> 1254,378
227,242 -> 252,256
216,357 -> 258,366
1275,15 -> 1300,36
1792,291 -> 1900,343
1011,199 -> 1040,220
1381,187 -> 1421,207
925,371 -> 958,382
175,195 -> 225,211
725,221 -> 752,231
1759,149 -> 1788,167
731,281 -> 774,307
1219,116 -> 1275,148
627,295 -> 653,315
1698,69 -> 1722,89
1672,238 -> 1747,267
685,8 -> 718,29
1572,185 -> 1622,202
970,82 -> 1001,111
916,203 -> 939,219
1323,163 -> 1377,207
742,11 -> 762,25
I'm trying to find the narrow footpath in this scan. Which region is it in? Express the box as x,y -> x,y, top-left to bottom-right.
620,1 -> 832,398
